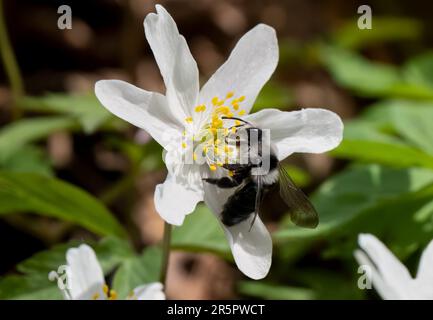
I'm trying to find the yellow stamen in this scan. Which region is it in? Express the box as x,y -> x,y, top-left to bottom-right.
212,97 -> 219,106
193,152 -> 197,161
185,116 -> 193,123
103,284 -> 109,296
231,127 -> 237,134
238,110 -> 246,116
228,170 -> 234,177
195,104 -> 206,112
235,120 -> 241,126
92,293 -> 100,300
232,103 -> 239,110
209,164 -> 217,171
238,95 -> 245,102
181,142 -> 187,149
109,290 -> 117,300
217,161 -> 223,167
226,91 -> 234,99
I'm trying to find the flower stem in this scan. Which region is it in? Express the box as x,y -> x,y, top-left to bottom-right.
0,0 -> 24,119
159,221 -> 172,288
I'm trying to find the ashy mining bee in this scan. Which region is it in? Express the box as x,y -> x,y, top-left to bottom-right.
203,117 -> 318,230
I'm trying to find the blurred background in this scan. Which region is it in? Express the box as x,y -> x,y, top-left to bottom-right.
1,0 -> 433,299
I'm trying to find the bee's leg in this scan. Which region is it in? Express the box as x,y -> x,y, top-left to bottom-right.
203,177 -> 242,188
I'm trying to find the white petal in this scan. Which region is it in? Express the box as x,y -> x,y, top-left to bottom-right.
154,165 -> 204,226
95,80 -> 182,148
199,24 -> 278,114
203,181 -> 272,279
357,234 -> 412,299
245,108 -> 343,160
415,239 -> 433,289
354,250 -> 401,299
144,5 -> 199,115
129,283 -> 166,300
66,244 -> 105,300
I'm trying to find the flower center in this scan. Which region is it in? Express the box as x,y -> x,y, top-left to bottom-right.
181,91 -> 247,171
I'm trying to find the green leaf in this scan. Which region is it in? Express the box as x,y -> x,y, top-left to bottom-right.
0,172 -> 126,237
333,17 -> 422,50
0,274 -> 62,300
320,46 -> 401,97
17,237 -> 133,276
0,145 -> 53,176
252,82 -> 294,112
171,205 -> 230,258
274,165 -> 433,241
282,164 -> 311,188
376,100 -> 433,154
112,246 -> 162,299
19,94 -> 113,133
0,117 -> 75,162
238,281 -> 315,300
320,46 -> 433,99
403,51 -> 433,88
332,139 -> 433,169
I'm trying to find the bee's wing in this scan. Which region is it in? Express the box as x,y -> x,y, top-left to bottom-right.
249,174 -> 263,231
278,164 -> 318,228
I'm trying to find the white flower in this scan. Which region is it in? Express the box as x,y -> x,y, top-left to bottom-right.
95,5 -> 343,279
355,233 -> 433,300
52,244 -> 165,300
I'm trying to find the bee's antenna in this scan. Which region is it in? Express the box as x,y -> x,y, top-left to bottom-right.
221,116 -> 251,125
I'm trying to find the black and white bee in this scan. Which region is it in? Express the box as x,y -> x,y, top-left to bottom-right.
203,117 -> 318,230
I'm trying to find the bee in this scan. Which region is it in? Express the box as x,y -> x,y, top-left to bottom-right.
203,117 -> 318,230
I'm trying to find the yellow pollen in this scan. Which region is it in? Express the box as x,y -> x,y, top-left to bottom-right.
224,145 -> 230,153
231,127 -> 237,134
217,161 -> 223,167
214,147 -> 220,155
226,112 -> 234,118
103,284 -> 109,295
238,95 -> 245,102
235,120 -> 242,126
92,293 -> 100,300
226,91 -> 234,99
209,164 -> 217,171
185,116 -> 193,123
108,290 -> 118,300
232,103 -> 239,110
216,106 -> 230,115
224,128 -> 229,135
228,170 -> 234,177
238,110 -> 246,116
193,152 -> 197,161
216,100 -> 224,106
181,142 -> 187,149
212,97 -> 219,106
203,146 -> 209,153
195,104 -> 206,112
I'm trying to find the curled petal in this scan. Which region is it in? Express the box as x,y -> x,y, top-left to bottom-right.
356,234 -> 412,299
154,164 -> 204,226
144,5 -> 199,117
245,108 -> 343,160
95,80 -> 182,148
129,283 -> 166,300
203,182 -> 272,279
66,244 -> 105,300
199,24 -> 278,115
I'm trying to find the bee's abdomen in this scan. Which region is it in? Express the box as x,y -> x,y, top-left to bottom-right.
221,181 -> 257,226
